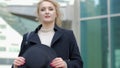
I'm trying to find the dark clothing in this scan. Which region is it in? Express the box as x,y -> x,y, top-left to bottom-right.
18,25 -> 83,68
18,44 -> 57,68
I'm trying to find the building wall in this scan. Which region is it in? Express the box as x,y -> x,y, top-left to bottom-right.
76,0 -> 120,68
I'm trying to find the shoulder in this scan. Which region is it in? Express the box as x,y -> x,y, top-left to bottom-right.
55,25 -> 73,33
56,25 -> 72,32
61,28 -> 74,36
57,27 -> 75,39
23,24 -> 41,37
23,31 -> 35,39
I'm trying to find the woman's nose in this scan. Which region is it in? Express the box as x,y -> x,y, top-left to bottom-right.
45,9 -> 49,14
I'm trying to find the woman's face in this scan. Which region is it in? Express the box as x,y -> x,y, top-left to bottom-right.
39,1 -> 57,23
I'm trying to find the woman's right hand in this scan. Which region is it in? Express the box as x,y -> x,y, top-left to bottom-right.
13,57 -> 25,67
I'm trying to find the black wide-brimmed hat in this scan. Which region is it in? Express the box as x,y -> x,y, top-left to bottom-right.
18,44 -> 57,68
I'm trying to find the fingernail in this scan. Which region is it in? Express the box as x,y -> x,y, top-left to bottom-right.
50,63 -> 52,66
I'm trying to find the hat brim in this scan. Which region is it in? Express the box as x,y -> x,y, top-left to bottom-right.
18,44 -> 57,68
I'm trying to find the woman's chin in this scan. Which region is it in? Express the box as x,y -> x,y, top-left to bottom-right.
43,20 -> 54,23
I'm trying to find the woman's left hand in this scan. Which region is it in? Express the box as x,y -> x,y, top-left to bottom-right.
50,57 -> 67,68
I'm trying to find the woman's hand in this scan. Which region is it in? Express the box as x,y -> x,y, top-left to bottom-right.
50,57 -> 67,68
13,57 -> 25,67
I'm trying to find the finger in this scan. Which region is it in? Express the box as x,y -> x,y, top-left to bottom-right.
19,57 -> 25,61
14,59 -> 25,66
51,60 -> 63,65
17,57 -> 25,63
53,62 -> 63,67
14,57 -> 25,66
51,58 -> 62,64
52,58 -> 61,61
14,60 -> 22,66
51,60 -> 65,68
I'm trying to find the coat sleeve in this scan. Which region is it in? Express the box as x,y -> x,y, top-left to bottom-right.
18,33 -> 28,56
66,31 -> 83,68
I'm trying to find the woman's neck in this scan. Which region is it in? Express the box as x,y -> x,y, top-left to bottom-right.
41,22 -> 55,29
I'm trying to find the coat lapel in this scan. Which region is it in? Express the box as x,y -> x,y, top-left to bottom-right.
27,24 -> 64,46
51,25 -> 64,46
28,25 -> 42,45
28,32 -> 41,45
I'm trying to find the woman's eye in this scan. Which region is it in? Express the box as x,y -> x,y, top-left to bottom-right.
49,8 -> 53,11
41,8 -> 45,11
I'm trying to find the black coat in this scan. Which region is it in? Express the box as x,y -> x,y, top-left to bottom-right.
18,25 -> 83,68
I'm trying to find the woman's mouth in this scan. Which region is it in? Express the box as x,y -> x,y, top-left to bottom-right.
45,16 -> 50,18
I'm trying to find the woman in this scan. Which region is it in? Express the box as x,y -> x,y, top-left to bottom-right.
13,0 -> 83,68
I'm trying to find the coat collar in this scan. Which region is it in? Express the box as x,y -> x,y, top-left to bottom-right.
28,24 -> 64,46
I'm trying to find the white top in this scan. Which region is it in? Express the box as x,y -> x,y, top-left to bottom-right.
38,27 -> 68,68
38,29 -> 55,47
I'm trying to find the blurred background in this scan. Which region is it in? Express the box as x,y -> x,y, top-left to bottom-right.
0,0 -> 120,68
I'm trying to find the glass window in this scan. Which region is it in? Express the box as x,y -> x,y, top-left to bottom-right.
0,35 -> 6,40
110,0 -> 120,14
80,0 -> 107,18
0,24 -> 6,29
0,47 -> 6,51
80,18 -> 108,68
0,58 -> 14,65
111,16 -> 120,68
9,47 -> 19,52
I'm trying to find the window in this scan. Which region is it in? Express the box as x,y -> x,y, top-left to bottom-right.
0,35 -> 6,40
110,0 -> 120,14
80,18 -> 108,68
0,47 -> 6,51
0,24 -> 6,29
111,16 -> 120,68
80,0 -> 107,18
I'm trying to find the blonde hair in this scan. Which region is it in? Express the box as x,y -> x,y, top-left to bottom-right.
36,0 -> 62,27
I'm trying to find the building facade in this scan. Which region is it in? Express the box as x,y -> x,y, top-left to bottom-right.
74,0 -> 120,68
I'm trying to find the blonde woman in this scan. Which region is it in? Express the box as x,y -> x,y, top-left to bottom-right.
13,0 -> 83,68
